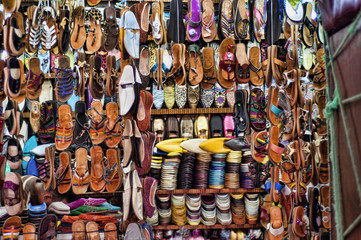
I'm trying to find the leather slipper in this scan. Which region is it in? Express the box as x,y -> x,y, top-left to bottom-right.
104,102 -> 122,148
56,151 -> 72,194
122,119 -> 134,168
166,115 -> 179,139
268,206 -> 284,240
118,65 -> 136,116
180,138 -> 207,153
104,223 -> 118,240
26,57 -> 44,100
72,147 -> 90,195
137,90 -> 153,132
153,117 -> 165,142
188,44 -> 203,85
70,6 -> 86,50
9,12 -> 26,56
55,104 -> 73,151
23,222 -> 36,240
268,126 -> 285,164
199,138 -> 231,154
194,114 -> 209,139
235,43 -> 250,84
202,0 -> 217,42
180,115 -> 193,139
138,46 -> 150,89
105,148 -> 122,193
30,101 -> 40,133
137,2 -> 151,44
90,146 -> 106,192
72,220 -> 86,240
210,115 -> 223,138
4,57 -> 22,99
132,169 -> 144,220
223,113 -> 235,138
201,47 -> 217,90
89,100 -> 106,145
86,221 -> 100,240
218,37 -> 236,89
249,46 -> 264,86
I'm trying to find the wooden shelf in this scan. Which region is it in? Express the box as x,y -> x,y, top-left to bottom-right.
152,224 -> 262,230
156,188 -> 265,194
74,191 -> 123,198
151,107 -> 234,115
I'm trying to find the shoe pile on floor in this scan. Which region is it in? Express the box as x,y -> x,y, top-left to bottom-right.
0,0 -> 330,239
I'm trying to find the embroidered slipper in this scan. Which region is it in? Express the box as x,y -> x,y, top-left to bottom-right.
103,7 -> 119,52
168,43 -> 186,86
4,172 -> 24,216
249,88 -> 266,131
54,56 -> 74,102
86,9 -> 102,53
175,82 -> 187,109
89,100 -> 106,145
104,102 -> 122,148
70,6 -> 86,50
105,148 -> 122,193
188,44 -> 203,86
150,0 -> 165,45
251,130 -> 268,163
218,0 -> 234,39
30,101 -> 40,133
188,84 -> 200,109
90,146 -> 106,192
235,43 -> 250,84
249,46 -> 264,86
26,57 -> 44,100
89,55 -> 104,100
218,37 -> 236,89
301,2 -> 316,47
123,11 -> 140,59
234,0 -> 249,39
72,148 -> 90,195
186,0 -> 202,42
214,82 -> 226,108
58,8 -> 71,54
201,47 -> 217,90
55,104 -> 73,151
56,151 -> 72,194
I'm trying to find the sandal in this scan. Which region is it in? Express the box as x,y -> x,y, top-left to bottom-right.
251,130 -> 268,163
320,186 -> 330,229
4,172 -> 24,216
58,8 -> 71,53
72,148 -> 90,195
38,101 -> 57,144
201,47 -> 217,90
218,0 -> 234,39
104,102 -> 122,148
89,101 -> 106,145
234,89 -> 249,133
268,126 -> 285,164
40,8 -> 57,51
235,43 -> 250,84
103,7 -> 119,52
218,37 -> 236,89
104,148 -> 122,193
202,0 -> 217,42
2,216 -> 21,240
73,101 -> 90,145
53,56 -> 74,102
90,146 -> 106,192
89,55 -> 104,100
249,46 -> 264,86
56,151 -> 72,194
26,57 -> 44,100
55,104 -> 73,151
188,44 -> 203,85
86,9 -> 102,53
318,139 -> 329,184
106,55 -> 118,97
249,88 -> 267,131
38,214 -> 57,240
70,6 -> 86,50
186,0 -> 202,42
168,44 -> 186,86
27,6 -> 41,53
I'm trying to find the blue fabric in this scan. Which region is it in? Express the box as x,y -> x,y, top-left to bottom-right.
26,157 -> 39,177
23,136 -> 38,156
152,84 -> 164,109
271,104 -> 284,118
265,181 -> 285,194
98,202 -> 121,211
29,202 -> 47,214
67,91 -> 80,111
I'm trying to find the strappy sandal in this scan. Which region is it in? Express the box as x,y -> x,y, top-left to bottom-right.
249,46 -> 264,86
56,151 -> 72,194
106,55 -> 118,97
249,88 -> 266,131
103,7 -> 119,52
27,6 -> 41,53
53,56 -> 74,102
233,0 -> 248,39
90,146 -> 106,192
74,53 -> 87,98
218,37 -> 236,89
89,55 -> 104,99
70,6 -> 86,50
104,148 -> 122,193
188,44 -> 203,85
37,146 -> 55,191
89,101 -> 106,145
73,101 -> 90,145
104,102 -> 122,148
218,0 -> 234,39
26,57 -> 44,100
86,8 -> 102,53
58,8 -> 71,53
202,0 -> 216,42
40,7 -> 58,51
72,148 -> 90,195
55,104 -> 73,151
38,101 -> 57,144
251,130 -> 268,163
168,44 -> 186,86
235,43 -> 250,84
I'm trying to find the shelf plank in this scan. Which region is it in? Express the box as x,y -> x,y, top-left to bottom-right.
74,191 -> 123,198
156,188 -> 265,195
152,224 -> 262,230
151,107 -> 234,115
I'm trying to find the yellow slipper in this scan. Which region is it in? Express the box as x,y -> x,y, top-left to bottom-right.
199,137 -> 232,153
156,138 -> 188,153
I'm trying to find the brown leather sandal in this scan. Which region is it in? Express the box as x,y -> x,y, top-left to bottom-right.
104,102 -> 122,148
86,9 -> 102,53
106,55 -> 118,97
105,148 -> 122,193
90,146 -> 106,192
70,6 -> 86,50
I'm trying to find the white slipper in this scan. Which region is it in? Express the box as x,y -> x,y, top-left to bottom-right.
39,81 -> 53,102
118,65 -> 136,116
123,11 -> 140,59
180,138 -> 208,154
284,0 -> 304,23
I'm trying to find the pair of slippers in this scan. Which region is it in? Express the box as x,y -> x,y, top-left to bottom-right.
122,119 -> 145,169
120,10 -> 140,59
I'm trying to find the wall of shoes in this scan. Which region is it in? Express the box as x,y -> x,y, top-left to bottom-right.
0,0 -> 330,239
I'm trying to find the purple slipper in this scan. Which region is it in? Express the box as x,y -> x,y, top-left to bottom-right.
186,0 -> 202,42
67,198 -> 107,210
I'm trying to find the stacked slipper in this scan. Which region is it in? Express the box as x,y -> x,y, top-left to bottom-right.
209,154 -> 227,189
177,153 -> 196,189
146,209 -> 159,226
29,202 -> 47,227
245,193 -> 260,224
231,193 -> 246,224
48,202 -> 71,218
20,207 -> 29,225
157,194 -> 171,225
239,151 -> 255,188
201,194 -> 216,225
150,156 -> 163,180
160,153 -> 181,190
186,194 -> 201,225
225,151 -> 242,188
194,153 -> 212,189
67,198 -> 107,210
216,193 -> 232,225
171,194 -> 187,226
